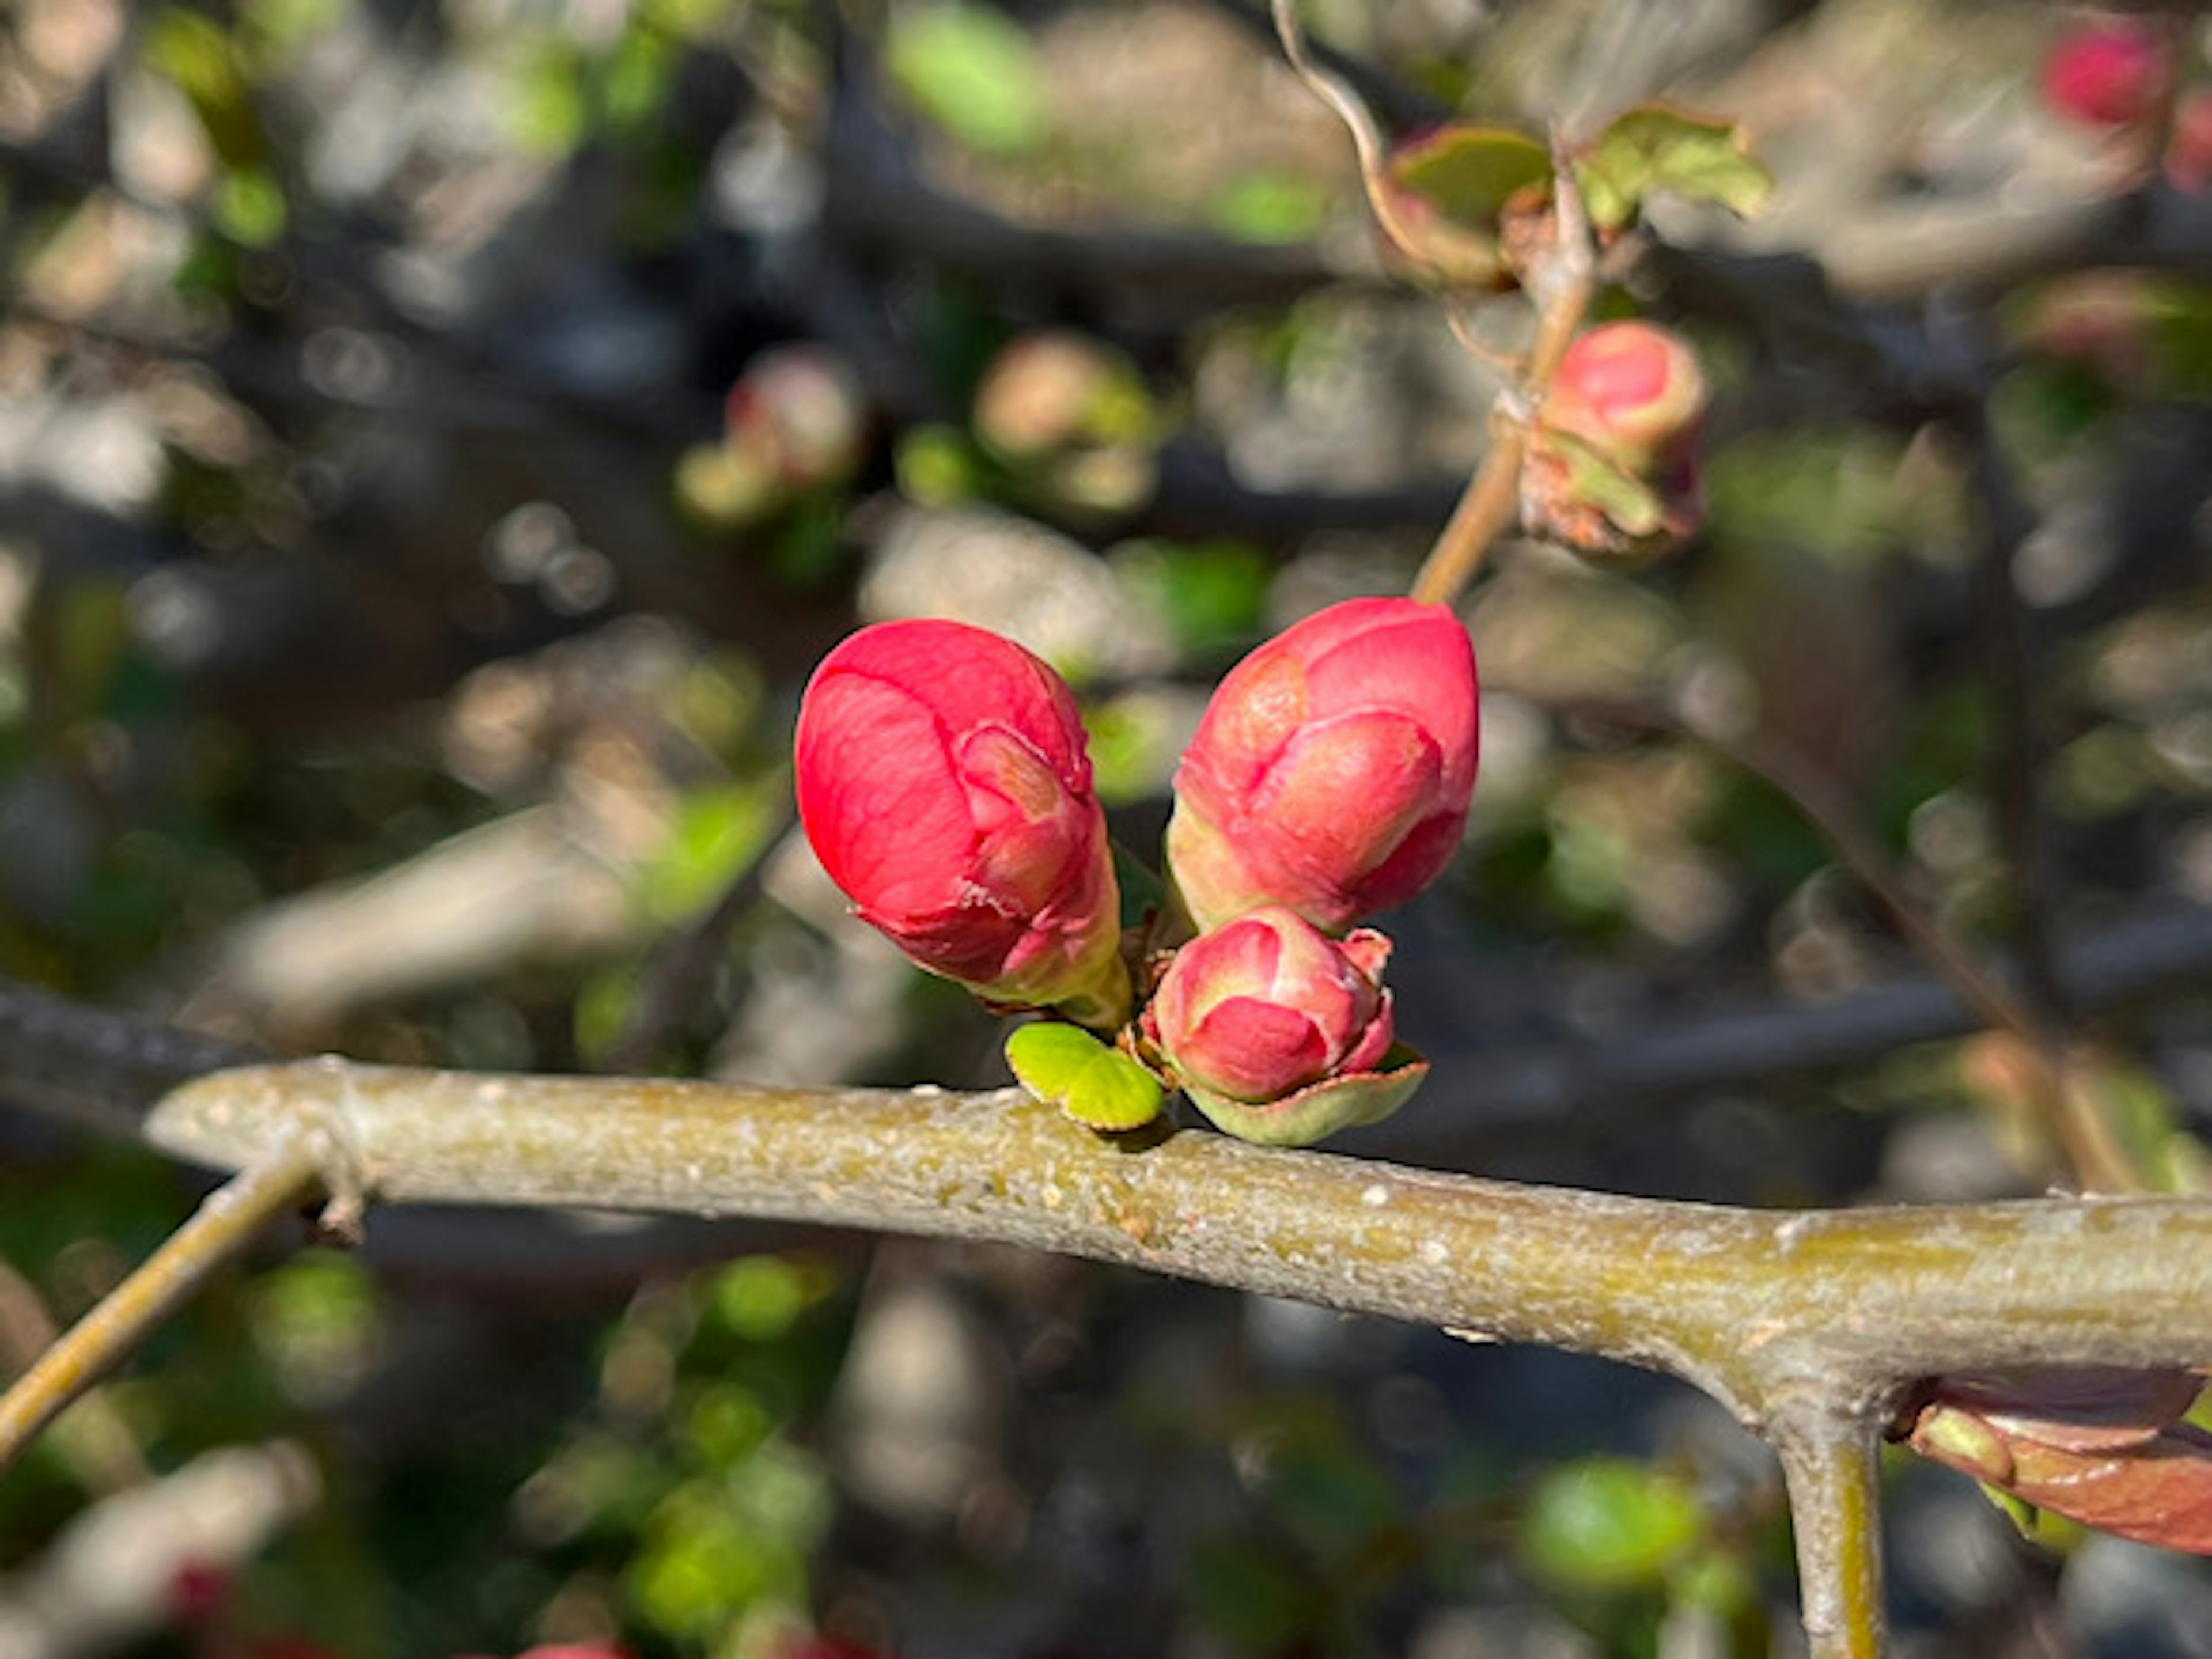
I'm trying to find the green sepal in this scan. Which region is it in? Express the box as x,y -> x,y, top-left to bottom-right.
1006,1022 -> 1165,1132
1182,1044 -> 1429,1149
1551,431 -> 1668,536
1573,104 -> 1774,232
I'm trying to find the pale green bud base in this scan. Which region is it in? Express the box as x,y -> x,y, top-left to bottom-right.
1183,1046 -> 1429,1149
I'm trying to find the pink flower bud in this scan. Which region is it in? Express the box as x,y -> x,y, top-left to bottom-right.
1539,321 -> 1707,473
2040,18 -> 2168,131
1145,907 -> 1396,1105
725,344 -> 869,490
795,620 -> 1129,1027
1166,599 -> 1479,935
2165,89 -> 2212,195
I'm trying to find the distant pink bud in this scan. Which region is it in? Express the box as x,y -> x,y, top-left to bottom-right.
2040,18 -> 2169,130
726,344 -> 869,489
2165,89 -> 2212,195
795,620 -> 1129,1026
1166,599 -> 1479,934
1540,322 -> 1707,472
1144,907 -> 1396,1106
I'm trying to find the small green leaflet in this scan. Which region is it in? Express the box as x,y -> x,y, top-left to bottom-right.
1005,1022 -> 1165,1132
1573,104 -> 1775,232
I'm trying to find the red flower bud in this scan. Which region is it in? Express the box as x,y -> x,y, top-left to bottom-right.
2040,18 -> 2168,131
1145,907 -> 1396,1106
1540,321 -> 1706,473
1165,599 -> 1479,935
795,620 -> 1129,1026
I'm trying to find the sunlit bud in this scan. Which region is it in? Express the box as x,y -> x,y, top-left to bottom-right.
1166,599 -> 1479,935
1142,907 -> 1425,1145
795,620 -> 1128,1027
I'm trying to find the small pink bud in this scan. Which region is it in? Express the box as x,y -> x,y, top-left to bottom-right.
1524,321 -> 1706,563
2040,18 -> 2169,131
2165,88 -> 2212,195
795,620 -> 1129,1027
1145,907 -> 1396,1106
1166,599 -> 1479,935
1539,321 -> 1707,473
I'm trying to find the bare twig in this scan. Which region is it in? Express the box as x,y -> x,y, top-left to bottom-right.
0,1141 -> 325,1476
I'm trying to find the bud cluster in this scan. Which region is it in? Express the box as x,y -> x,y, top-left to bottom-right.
794,597 -> 1479,1146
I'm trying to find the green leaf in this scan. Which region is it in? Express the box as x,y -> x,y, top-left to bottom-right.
1006,1022 -> 1165,1132
1377,124 -> 1552,286
1522,1456 -> 1706,1592
1574,104 -> 1774,232
885,3 -> 1047,158
1385,124 -> 1553,227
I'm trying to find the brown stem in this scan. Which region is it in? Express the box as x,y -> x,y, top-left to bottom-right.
0,1141 -> 324,1476
1410,142 -> 1599,607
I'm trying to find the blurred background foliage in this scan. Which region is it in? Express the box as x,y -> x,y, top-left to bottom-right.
2,0 -> 2210,1654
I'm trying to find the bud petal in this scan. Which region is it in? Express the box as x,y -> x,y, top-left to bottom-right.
1167,599 -> 1478,934
1142,907 -> 1423,1143
1540,322 -> 1706,473
795,620 -> 1129,1026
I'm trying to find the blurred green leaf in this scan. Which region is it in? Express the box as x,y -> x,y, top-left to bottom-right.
636,779 -> 778,923
1112,540 -> 1268,662
145,8 -> 265,166
710,1255 -> 815,1343
885,3 -> 1048,158
1187,1539 -> 1311,1652
1387,124 -> 1552,226
1209,171 -> 1331,243
212,166 -> 288,247
1522,1456 -> 1705,1591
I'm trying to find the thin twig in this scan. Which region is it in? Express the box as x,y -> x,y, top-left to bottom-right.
1548,693 -> 2144,1192
594,805 -> 794,1075
1410,140 -> 1601,606
0,1140 -> 325,1477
